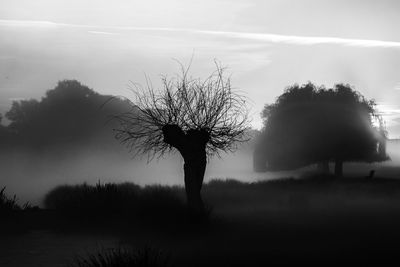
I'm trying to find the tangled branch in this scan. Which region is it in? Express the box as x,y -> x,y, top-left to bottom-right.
114,62 -> 250,159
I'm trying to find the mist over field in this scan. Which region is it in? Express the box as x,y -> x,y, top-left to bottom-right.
0,140 -> 274,206
0,79 -> 398,209
1,138 -> 399,207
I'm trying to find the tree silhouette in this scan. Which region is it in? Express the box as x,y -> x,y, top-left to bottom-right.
255,83 -> 388,176
114,63 -> 249,213
4,80 -> 129,148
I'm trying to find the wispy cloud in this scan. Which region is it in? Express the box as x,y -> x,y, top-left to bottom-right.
0,19 -> 60,28
197,30 -> 400,49
88,30 -> 118,35
1,19 -> 400,49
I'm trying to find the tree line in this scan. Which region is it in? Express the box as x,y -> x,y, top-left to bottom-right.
0,80 -> 130,150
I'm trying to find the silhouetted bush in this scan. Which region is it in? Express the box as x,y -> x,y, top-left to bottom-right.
68,247 -> 172,267
44,182 -> 187,223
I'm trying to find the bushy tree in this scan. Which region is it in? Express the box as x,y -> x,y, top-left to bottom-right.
4,80 -> 129,148
114,63 -> 250,213
255,83 -> 388,176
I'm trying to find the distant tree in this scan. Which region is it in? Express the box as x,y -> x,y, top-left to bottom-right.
6,99 -> 40,140
255,83 -> 388,177
4,80 -> 128,148
0,113 -> 6,141
114,63 -> 250,213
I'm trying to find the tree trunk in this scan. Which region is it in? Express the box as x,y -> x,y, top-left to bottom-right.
334,158 -> 343,177
161,125 -> 209,215
183,158 -> 206,214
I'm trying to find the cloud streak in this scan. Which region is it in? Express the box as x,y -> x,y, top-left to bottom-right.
0,19 -> 59,28
2,19 -> 400,49
198,30 -> 400,49
1,19 -> 400,49
88,30 -> 118,35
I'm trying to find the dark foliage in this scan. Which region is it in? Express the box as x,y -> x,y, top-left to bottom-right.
255,83 -> 388,174
7,177 -> 400,266
68,247 -> 171,267
3,80 -> 130,149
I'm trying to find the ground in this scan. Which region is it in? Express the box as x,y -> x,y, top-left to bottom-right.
2,176 -> 400,266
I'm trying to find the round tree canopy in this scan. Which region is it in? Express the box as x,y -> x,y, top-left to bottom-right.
257,83 -> 388,171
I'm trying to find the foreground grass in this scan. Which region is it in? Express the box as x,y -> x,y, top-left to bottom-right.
68,247 -> 171,267
0,186 -> 32,214
205,175 -> 400,216
34,175 -> 400,229
4,175 -> 400,265
43,182 -> 189,228
44,182 -> 185,214
45,175 -> 400,213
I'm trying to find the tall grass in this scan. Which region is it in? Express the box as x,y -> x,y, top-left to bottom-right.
68,247 -> 172,267
44,182 -> 187,223
0,186 -> 31,213
44,182 -> 141,211
44,175 -> 400,228
203,176 -> 400,216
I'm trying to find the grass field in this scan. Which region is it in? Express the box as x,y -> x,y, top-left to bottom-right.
2,175 -> 400,266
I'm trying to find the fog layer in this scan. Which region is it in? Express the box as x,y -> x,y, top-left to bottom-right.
1,140 -> 399,206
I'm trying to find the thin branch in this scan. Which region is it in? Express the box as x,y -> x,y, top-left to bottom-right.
114,62 -> 250,158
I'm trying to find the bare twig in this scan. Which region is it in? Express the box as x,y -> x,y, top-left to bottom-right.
114,62 -> 250,159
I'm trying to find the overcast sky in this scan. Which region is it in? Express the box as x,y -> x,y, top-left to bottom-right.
1,0 -> 400,137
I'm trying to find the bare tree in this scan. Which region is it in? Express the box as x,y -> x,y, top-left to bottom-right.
114,62 -> 250,213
